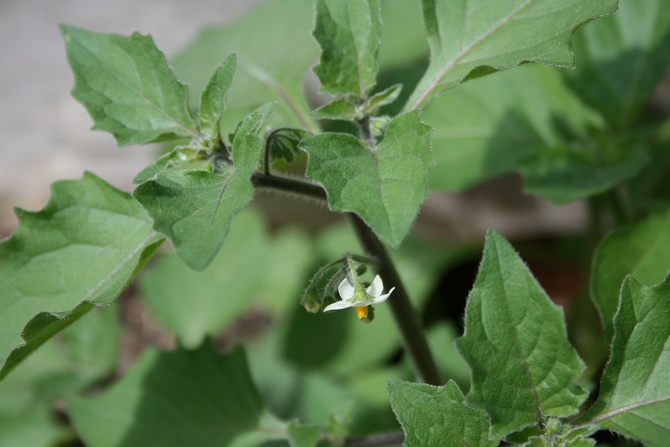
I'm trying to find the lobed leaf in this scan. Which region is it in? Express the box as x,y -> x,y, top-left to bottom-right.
387,380 -> 498,447
591,211 -> 670,343
580,276 -> 670,446
135,103 -> 274,270
456,230 -> 588,439
313,0 -> 381,99
69,344 -> 283,447
0,172 -> 161,381
405,0 -> 618,111
300,110 -> 432,247
61,25 -> 197,145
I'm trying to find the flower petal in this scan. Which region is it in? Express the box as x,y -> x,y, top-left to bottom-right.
324,300 -> 355,312
338,278 -> 355,300
366,275 -> 384,297
371,287 -> 395,304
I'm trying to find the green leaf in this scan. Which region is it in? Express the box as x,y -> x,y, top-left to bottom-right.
405,0 -> 618,111
425,64 -> 601,191
313,0 -> 381,99
0,172 -> 161,381
172,0 -> 319,132
456,229 -> 588,439
565,0 -> 670,128
69,344 -> 283,447
365,84 -> 403,115
387,380 -> 498,447
287,421 -> 320,447
61,25 -> 197,145
300,110 -> 432,247
311,99 -> 360,121
135,103 -> 274,270
139,210 -> 268,348
198,54 -> 237,140
591,211 -> 670,344
521,142 -> 650,204
580,276 -> 670,446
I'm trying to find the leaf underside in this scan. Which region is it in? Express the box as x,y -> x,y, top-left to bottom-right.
406,0 -> 618,111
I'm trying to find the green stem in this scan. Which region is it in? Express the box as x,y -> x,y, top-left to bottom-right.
252,172 -> 442,386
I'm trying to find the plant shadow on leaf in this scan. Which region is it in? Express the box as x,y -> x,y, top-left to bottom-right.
564,28 -> 670,130
284,305 -> 349,369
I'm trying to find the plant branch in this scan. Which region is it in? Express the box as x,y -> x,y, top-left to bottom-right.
251,171 -> 441,385
251,172 -> 327,202
345,431 -> 405,447
348,214 -> 442,386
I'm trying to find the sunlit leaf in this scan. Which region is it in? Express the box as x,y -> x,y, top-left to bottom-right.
61,25 -> 197,145
387,380 -> 498,447
405,0 -> 618,111
456,230 -> 588,439
0,172 -> 161,381
580,276 -> 670,446
300,110 -> 432,247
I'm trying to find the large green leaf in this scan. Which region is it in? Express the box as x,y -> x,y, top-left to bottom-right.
300,110 -> 432,247
0,172 -> 161,381
456,230 -> 587,439
387,380 -> 498,447
520,142 -> 650,204
139,210 -> 269,348
61,25 -> 198,145
69,344 -> 283,447
591,211 -> 670,343
565,0 -> 670,128
135,103 -> 273,270
405,0 -> 618,111
579,276 -> 670,446
313,0 -> 381,99
424,64 -> 601,191
172,0 -> 318,132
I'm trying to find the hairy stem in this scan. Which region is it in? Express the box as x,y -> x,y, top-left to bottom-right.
252,172 -> 442,385
349,214 -> 442,386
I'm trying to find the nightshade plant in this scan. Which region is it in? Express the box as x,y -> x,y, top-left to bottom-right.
1,0 -> 669,446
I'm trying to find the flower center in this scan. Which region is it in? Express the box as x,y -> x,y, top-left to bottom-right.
355,306 -> 369,319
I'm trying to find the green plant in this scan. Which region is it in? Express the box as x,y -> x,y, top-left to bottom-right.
1,0 -> 670,446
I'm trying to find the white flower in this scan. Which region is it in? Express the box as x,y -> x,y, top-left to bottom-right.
323,275 -> 395,317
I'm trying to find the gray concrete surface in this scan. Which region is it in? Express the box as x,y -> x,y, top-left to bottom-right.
0,0 -> 262,232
